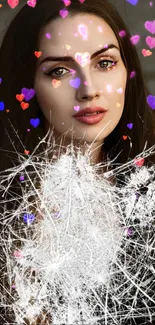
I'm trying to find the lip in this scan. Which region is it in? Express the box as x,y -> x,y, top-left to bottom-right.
74,112 -> 107,125
72,106 -> 108,117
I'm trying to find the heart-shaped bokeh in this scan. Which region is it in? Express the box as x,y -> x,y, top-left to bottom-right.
134,157 -> 145,167
34,51 -> 42,58
147,95 -> 155,109
27,0 -> 36,7
127,123 -> 133,129
13,250 -> 23,258
21,88 -> 35,101
130,71 -> 136,78
75,52 -> 90,67
30,118 -> 40,128
145,20 -> 155,35
23,213 -> 35,225
142,49 -> 152,57
126,0 -> 138,5
19,175 -> 25,181
146,36 -> 155,49
0,101 -> 4,111
52,79 -> 61,88
70,77 -> 81,89
59,8 -> 68,18
119,30 -> 126,37
63,0 -> 71,6
7,0 -> 19,9
24,150 -> 30,155
21,102 -> 29,110
74,105 -> 80,112
130,35 -> 140,45
16,94 -> 25,102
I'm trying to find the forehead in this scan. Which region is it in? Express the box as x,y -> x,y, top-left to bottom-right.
38,14 -> 119,54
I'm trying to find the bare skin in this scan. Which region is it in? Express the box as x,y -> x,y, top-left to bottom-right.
34,13 -> 127,172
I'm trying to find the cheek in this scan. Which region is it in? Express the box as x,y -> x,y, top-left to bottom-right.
35,78 -> 63,111
110,70 -> 127,105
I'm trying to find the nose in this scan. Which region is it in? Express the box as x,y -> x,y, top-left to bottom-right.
76,76 -> 101,102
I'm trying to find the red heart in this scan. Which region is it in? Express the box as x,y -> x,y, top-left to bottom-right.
21,102 -> 29,110
123,135 -> 127,140
24,150 -> 30,155
16,94 -> 24,102
134,157 -> 144,167
34,51 -> 42,58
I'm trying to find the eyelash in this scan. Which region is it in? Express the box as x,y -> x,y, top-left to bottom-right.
44,59 -> 119,78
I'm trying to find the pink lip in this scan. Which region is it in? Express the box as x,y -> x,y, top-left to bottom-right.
73,106 -> 108,117
74,112 -> 107,125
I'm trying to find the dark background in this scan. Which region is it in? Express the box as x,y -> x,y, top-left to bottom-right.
0,0 -> 154,93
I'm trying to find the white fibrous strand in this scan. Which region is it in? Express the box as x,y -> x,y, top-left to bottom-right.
0,136 -> 155,325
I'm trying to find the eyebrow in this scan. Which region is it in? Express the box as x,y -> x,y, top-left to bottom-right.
39,44 -> 119,65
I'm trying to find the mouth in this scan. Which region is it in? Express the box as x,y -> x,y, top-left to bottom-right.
73,111 -> 107,125
73,106 -> 108,117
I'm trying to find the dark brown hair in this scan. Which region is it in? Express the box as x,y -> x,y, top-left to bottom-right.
0,0 -> 155,323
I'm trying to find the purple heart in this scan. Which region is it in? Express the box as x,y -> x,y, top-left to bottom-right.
145,20 -> 155,35
70,78 -> 81,89
127,228 -> 133,236
19,175 -> 25,181
147,95 -> 155,109
23,213 -> 35,225
46,33 -> 51,39
21,88 -> 36,101
30,118 -> 40,128
0,101 -> 4,111
0,78 -> 2,84
126,0 -> 138,5
127,123 -> 133,129
146,36 -> 155,49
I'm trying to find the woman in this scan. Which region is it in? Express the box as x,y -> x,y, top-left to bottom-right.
0,0 -> 155,324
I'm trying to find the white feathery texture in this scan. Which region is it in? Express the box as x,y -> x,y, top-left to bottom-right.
0,139 -> 155,325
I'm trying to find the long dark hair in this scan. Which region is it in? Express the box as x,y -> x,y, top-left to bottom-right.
0,0 -> 155,324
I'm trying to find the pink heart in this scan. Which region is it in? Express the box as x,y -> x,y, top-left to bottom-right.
142,49 -> 152,57
145,20 -> 155,35
117,88 -> 123,94
119,30 -> 126,37
74,105 -> 80,112
7,0 -> 19,9
134,157 -> 144,167
79,0 -> 85,3
27,0 -> 36,7
63,0 -> 71,6
146,36 -> 155,49
13,250 -> 23,258
59,8 -> 68,18
130,35 -> 140,45
130,71 -> 136,78
75,52 -> 90,67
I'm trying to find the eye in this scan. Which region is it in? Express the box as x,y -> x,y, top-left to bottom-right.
97,59 -> 118,71
45,67 -> 69,78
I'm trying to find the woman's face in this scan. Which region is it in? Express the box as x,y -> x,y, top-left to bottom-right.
34,13 -> 127,145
